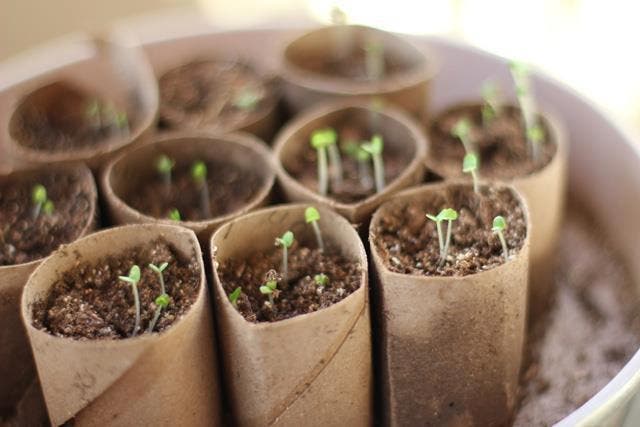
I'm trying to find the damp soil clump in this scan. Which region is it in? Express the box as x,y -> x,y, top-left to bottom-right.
372,185 -> 527,276
31,239 -> 201,340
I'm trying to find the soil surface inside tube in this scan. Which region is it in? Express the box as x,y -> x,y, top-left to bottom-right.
32,240 -> 200,339
429,104 -> 556,179
372,184 -> 527,276
158,60 -> 275,131
219,244 -> 362,323
0,170 -> 93,265
123,159 -> 262,222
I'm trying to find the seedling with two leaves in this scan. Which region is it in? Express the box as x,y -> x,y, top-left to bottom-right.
310,128 -> 343,195
314,273 -> 329,293
191,161 -> 211,218
260,271 -> 279,307
305,207 -> 324,252
31,184 -> 54,219
361,134 -> 385,193
155,154 -> 175,189
492,215 -> 510,261
118,265 -> 142,337
275,231 -> 295,283
426,208 -> 459,268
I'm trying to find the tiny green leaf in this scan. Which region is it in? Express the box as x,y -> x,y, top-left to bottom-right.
260,285 -> 274,295
426,213 -> 439,222
492,215 -> 507,232
149,262 -> 168,274
191,161 -> 207,183
42,200 -> 54,215
119,265 -> 141,284
438,208 -> 459,222
305,207 -> 320,224
156,154 -> 174,175
310,128 -> 337,149
314,273 -> 329,287
114,111 -> 128,129
155,293 -> 170,308
232,88 -> 262,111
527,125 -> 544,143
228,287 -> 242,307
32,184 -> 47,205
462,153 -> 478,173
168,208 -> 181,221
275,231 -> 294,248
266,279 -> 277,291
361,134 -> 383,156
451,118 -> 471,140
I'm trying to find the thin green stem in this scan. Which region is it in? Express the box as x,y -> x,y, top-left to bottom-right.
31,202 -> 42,220
317,147 -> 329,196
199,182 -> 211,218
435,221 -> 444,258
130,282 -> 141,337
471,170 -> 479,194
372,153 -> 385,192
497,230 -> 509,260
156,271 -> 166,295
147,305 -> 162,333
311,221 -> 324,252
439,219 -> 454,268
358,159 -> 373,189
327,143 -> 343,188
268,293 -> 275,307
282,246 -> 289,283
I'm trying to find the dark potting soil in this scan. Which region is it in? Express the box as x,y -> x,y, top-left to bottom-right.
218,245 -> 362,323
514,205 -> 640,426
158,60 -> 275,130
124,160 -> 263,222
31,240 -> 200,339
0,170 -> 93,266
372,185 -> 527,276
429,105 -> 557,179
287,124 -> 410,203
12,82 -> 132,152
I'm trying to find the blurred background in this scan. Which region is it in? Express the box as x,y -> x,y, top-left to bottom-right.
2,0 -> 640,138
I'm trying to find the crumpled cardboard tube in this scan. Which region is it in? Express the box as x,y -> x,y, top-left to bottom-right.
21,224 -> 222,426
2,34 -> 158,172
280,25 -> 437,123
273,98 -> 427,225
210,204 -> 372,426
101,130 -> 275,244
0,162 -> 97,420
369,182 -> 531,426
425,104 -> 567,318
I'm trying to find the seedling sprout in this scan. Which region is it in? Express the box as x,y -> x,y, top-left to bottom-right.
86,99 -> 129,133
260,277 -> 278,307
481,81 -> 501,127
228,287 -> 242,308
149,262 -> 168,295
492,215 -> 509,260
426,208 -> 459,268
361,134 -> 385,192
118,265 -> 141,337
191,161 -> 211,218
462,153 -> 480,194
275,231 -> 294,283
31,184 -> 54,219
147,293 -> 170,333
168,208 -> 181,221
451,118 -> 474,154
510,61 -> 543,161
314,273 -> 329,289
342,141 -> 373,189
311,128 -> 342,195
155,154 -> 175,188
305,206 -> 324,252
232,88 -> 262,111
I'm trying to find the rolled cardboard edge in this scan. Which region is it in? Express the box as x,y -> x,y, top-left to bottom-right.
101,130 -> 276,244
368,181 -> 531,426
279,25 -> 438,122
20,223 -> 221,426
0,162 -> 97,417
273,98 -> 427,225
3,35 -> 159,172
425,105 -> 568,319
210,203 -> 372,426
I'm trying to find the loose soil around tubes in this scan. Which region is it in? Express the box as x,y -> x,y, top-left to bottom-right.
0,170 -> 93,266
123,159 -> 263,222
429,104 -> 556,179
11,81 -> 133,152
372,184 -> 527,276
286,121 -> 411,203
158,60 -> 276,131
31,239 -> 200,339
218,243 -> 362,323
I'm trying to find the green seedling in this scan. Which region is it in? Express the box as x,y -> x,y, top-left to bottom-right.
228,287 -> 242,309
118,265 -> 141,337
305,206 -> 324,252
311,128 -> 342,195
426,208 -> 459,268
510,61 -> 543,161
481,81 -> 502,127
168,208 -> 181,221
343,141 -> 373,189
259,277 -> 278,307
148,262 -> 168,295
314,273 -> 329,289
31,184 -> 54,219
155,154 -> 175,188
364,38 -> 385,81
232,88 -> 262,111
191,161 -> 211,218
275,231 -> 294,283
492,215 -> 509,260
147,293 -> 170,333
462,153 -> 480,194
451,118 -> 474,154
86,99 -> 129,133
361,134 -> 385,193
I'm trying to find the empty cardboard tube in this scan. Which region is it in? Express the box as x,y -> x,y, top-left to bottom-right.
0,163 -> 97,420
21,223 -> 221,426
273,98 -> 427,225
280,25 -> 437,123
369,182 -> 531,426
210,204 -> 372,426
101,130 -> 275,244
3,35 -> 158,172
426,104 -> 567,318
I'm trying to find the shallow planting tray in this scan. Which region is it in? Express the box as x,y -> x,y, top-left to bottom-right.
1,18 -> 639,426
